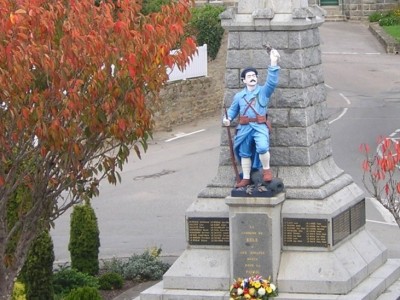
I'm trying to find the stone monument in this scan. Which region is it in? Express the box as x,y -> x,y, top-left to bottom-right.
137,0 -> 400,299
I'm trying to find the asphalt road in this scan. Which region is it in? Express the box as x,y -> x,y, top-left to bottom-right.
51,22 -> 400,264
321,22 -> 400,223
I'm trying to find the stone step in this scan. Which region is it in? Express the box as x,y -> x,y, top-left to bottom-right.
277,259 -> 400,300
323,6 -> 346,22
137,281 -> 228,300
376,277 -> 400,299
325,15 -> 347,22
162,248 -> 230,290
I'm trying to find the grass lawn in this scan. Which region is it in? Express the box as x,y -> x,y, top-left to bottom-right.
382,25 -> 400,42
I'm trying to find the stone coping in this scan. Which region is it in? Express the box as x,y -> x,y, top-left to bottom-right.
369,22 -> 400,54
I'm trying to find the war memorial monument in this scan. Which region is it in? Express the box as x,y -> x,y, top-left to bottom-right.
138,0 -> 400,298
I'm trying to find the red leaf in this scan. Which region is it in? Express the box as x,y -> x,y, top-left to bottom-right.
21,107 -> 30,119
128,53 -> 136,65
144,24 -> 154,32
362,160 -> 370,171
117,119 -> 127,131
359,143 -> 370,154
114,21 -> 125,33
128,66 -> 136,78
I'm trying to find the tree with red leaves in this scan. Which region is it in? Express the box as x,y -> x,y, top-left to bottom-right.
0,0 -> 196,297
360,137 -> 400,228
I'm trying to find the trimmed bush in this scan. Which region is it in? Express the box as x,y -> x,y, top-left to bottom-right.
69,202 -> 100,275
64,286 -> 102,300
189,5 -> 225,60
20,230 -> 55,299
98,272 -> 124,290
53,268 -> 99,297
102,248 -> 170,281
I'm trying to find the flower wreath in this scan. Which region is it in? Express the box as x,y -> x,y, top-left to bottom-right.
229,275 -> 278,300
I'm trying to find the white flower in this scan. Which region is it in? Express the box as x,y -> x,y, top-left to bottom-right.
258,287 -> 266,296
237,288 -> 243,295
270,283 -> 276,291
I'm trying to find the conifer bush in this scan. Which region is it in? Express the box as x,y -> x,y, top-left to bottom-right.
68,202 -> 100,275
20,230 -> 55,299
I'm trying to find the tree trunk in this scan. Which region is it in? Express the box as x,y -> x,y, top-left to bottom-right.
0,264 -> 17,300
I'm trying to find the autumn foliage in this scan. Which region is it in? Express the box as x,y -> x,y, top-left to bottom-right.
0,0 -> 196,297
360,137 -> 400,227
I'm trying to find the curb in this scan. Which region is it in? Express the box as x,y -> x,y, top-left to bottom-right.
369,23 -> 400,54
113,280 -> 160,300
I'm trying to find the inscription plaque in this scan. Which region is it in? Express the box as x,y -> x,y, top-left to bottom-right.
332,199 -> 366,246
283,218 -> 328,247
231,213 -> 271,278
332,210 -> 351,246
350,199 -> 365,233
188,217 -> 229,246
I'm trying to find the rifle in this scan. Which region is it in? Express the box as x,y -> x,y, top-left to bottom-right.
224,107 -> 240,184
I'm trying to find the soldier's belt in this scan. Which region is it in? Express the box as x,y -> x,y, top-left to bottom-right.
239,115 -> 267,125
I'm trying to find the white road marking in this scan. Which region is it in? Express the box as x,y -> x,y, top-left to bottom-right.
322,52 -> 381,55
329,93 -> 351,124
339,93 -> 352,105
165,129 -> 206,142
329,108 -> 348,124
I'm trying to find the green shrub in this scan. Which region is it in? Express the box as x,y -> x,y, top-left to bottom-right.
141,0 -> 171,15
69,202 -> 100,275
20,230 -> 55,300
189,5 -> 225,60
12,281 -> 26,300
379,14 -> 400,26
102,248 -> 170,281
369,8 -> 400,26
53,268 -> 99,297
369,11 -> 386,22
98,272 -> 124,290
64,286 -> 102,300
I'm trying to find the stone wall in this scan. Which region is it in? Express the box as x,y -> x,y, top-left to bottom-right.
153,77 -> 223,131
152,33 -> 228,131
343,0 -> 399,20
203,0 -> 400,20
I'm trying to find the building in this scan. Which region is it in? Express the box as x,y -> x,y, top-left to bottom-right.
197,0 -> 400,21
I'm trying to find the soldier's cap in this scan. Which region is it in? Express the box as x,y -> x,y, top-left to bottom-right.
241,67 -> 258,79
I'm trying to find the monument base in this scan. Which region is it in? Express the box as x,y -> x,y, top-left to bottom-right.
137,194 -> 400,300
138,260 -> 400,300
278,230 -> 400,295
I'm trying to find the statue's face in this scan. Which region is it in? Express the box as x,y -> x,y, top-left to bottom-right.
242,72 -> 258,87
